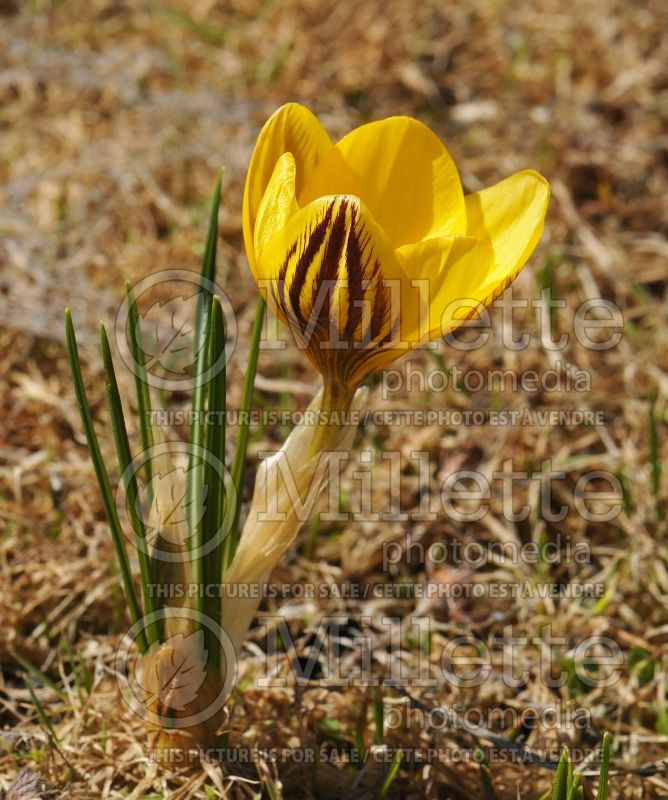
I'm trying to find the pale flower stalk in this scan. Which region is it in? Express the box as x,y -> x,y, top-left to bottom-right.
221,385 -> 367,654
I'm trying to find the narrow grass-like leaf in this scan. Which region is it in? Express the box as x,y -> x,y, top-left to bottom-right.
187,171 -> 223,620
615,470 -> 633,517
552,748 -> 569,800
378,749 -> 403,799
203,295 -> 226,669
224,296 -> 266,569
14,652 -> 66,700
596,732 -> 610,800
25,680 -> 60,743
100,323 -> 158,647
567,756 -> 574,791
65,309 -> 147,654
124,281 -> 155,507
353,700 -> 366,768
566,773 -> 583,800
475,749 -> 497,800
305,515 -> 321,561
264,779 -> 280,800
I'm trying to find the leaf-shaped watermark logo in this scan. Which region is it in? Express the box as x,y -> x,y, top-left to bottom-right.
116,607 -> 238,727
138,630 -> 208,712
139,467 -> 208,546
138,294 -> 202,375
115,270 -> 239,391
118,441 -> 235,563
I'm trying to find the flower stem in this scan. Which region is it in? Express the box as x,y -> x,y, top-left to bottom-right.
308,379 -> 354,458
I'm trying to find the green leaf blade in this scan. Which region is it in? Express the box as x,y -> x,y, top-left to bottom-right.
187,169 -> 223,621
65,310 -> 147,654
224,296 -> 266,570
100,323 -> 158,647
125,280 -> 155,507
596,732 -> 610,800
202,294 -> 226,669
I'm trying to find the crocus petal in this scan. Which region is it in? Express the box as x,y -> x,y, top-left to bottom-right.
257,194 -> 416,388
299,117 -> 466,248
253,153 -> 299,270
397,236 -> 496,342
465,169 -> 549,297
243,103 -> 333,270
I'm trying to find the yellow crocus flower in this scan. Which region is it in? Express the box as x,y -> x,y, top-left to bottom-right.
243,103 -> 549,400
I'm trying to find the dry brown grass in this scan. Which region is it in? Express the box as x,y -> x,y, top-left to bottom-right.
1,0 -> 668,797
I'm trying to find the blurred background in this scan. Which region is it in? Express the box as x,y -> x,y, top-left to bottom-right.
1,1 -> 667,798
